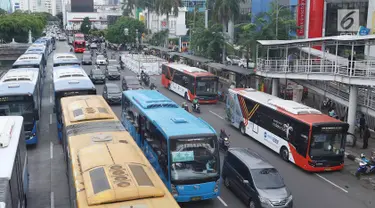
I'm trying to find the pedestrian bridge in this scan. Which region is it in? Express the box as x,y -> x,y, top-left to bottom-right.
0,41 -> 31,61
255,35 -> 375,86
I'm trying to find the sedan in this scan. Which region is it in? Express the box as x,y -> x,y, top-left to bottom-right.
105,66 -> 121,80
122,76 -> 143,91
82,54 -> 92,65
89,68 -> 106,84
103,83 -> 122,105
90,43 -> 98,49
58,35 -> 66,41
96,55 -> 107,65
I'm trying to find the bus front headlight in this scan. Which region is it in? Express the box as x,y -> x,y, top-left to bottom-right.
214,179 -> 220,192
171,184 -> 178,197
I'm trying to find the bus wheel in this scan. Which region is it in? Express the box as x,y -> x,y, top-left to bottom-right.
280,147 -> 289,161
240,123 -> 246,135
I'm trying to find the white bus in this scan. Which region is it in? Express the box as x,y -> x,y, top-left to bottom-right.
52,53 -> 80,68
0,116 -> 29,208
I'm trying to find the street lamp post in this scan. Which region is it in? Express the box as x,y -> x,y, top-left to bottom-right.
136,29 -> 139,49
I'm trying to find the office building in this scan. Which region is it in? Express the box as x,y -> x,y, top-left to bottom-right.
0,0 -> 12,12
71,0 -> 93,12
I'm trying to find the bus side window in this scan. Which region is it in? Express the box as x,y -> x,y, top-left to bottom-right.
291,124 -> 309,156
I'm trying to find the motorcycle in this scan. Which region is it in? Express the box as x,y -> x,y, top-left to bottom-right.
355,156 -> 375,178
219,129 -> 230,152
322,98 -> 335,110
142,74 -> 150,86
150,83 -> 157,90
192,103 -> 200,113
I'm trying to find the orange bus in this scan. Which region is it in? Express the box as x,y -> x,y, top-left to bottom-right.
226,88 -> 350,172
73,33 -> 85,53
161,63 -> 218,103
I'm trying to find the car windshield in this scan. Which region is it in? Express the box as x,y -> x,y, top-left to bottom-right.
109,60 -> 117,64
97,55 -> 105,59
251,168 -> 285,189
170,136 -> 219,182
83,55 -> 91,59
309,133 -> 345,157
0,101 -> 34,116
108,86 -> 121,94
108,68 -> 118,72
196,77 -> 218,95
92,70 -> 103,75
229,55 -> 240,59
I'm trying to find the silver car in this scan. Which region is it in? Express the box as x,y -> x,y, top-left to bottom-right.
103,83 -> 122,105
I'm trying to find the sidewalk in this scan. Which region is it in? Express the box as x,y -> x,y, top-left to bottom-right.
345,131 -> 375,162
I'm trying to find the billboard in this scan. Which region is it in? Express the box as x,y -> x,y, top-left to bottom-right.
71,0 -> 94,12
337,9 -> 360,32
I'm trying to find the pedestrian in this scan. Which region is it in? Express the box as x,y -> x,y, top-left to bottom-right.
288,53 -> 294,72
363,125 -> 370,149
359,114 -> 366,137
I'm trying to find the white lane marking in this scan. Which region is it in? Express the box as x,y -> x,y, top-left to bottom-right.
210,110 -> 224,120
49,114 -> 53,124
217,196 -> 228,207
315,173 -> 348,193
50,84 -> 52,91
50,142 -> 53,159
50,95 -> 53,104
50,191 -> 55,208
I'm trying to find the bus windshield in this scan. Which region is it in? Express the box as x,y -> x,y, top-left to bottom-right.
170,136 -> 219,183
0,101 -> 34,116
196,77 -> 218,95
75,42 -> 85,48
309,133 -> 345,157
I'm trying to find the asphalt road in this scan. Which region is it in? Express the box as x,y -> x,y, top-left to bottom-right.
26,41 -> 375,208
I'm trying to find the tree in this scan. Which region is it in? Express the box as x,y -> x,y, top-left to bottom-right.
106,17 -> 145,44
210,0 -> 244,63
0,13 -> 45,42
80,17 -> 91,34
56,12 -> 63,28
190,24 -> 225,62
149,30 -> 168,46
0,8 -> 7,15
154,0 -> 182,46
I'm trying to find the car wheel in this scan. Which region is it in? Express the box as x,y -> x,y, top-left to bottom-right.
249,200 -> 256,208
240,123 -> 246,135
280,146 -> 289,161
224,177 -> 230,188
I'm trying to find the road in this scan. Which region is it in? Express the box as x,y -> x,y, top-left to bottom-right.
25,41 -> 375,208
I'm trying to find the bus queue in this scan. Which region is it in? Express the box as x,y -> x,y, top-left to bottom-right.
0,31 -> 358,208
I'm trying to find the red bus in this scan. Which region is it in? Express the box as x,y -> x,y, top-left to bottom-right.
161,63 -> 218,103
73,33 -> 85,53
226,88 -> 350,172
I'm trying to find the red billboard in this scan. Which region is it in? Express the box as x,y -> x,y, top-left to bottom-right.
296,0 -> 306,36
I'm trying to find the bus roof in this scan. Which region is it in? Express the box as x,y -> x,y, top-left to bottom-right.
123,90 -> 216,138
163,63 -> 216,77
13,54 -> 43,66
0,69 -> 39,96
0,116 -> 23,179
74,33 -> 84,37
25,47 -> 45,55
53,53 -> 80,65
230,88 -> 341,125
53,67 -> 95,92
53,53 -> 77,60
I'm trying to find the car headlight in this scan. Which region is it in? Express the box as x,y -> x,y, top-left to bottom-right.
259,196 -> 271,205
287,194 -> 293,202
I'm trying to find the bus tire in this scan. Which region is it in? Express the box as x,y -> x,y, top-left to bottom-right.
280,146 -> 289,161
240,123 -> 246,135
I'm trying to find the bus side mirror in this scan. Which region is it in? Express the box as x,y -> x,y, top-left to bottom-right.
34,109 -> 39,120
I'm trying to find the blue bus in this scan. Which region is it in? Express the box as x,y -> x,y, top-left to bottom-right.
0,116 -> 29,208
0,69 -> 41,145
12,53 -> 46,78
53,53 -> 80,68
53,66 -> 96,140
25,45 -> 47,66
34,37 -> 53,54
121,90 -> 221,202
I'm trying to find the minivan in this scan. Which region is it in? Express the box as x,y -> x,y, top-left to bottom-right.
222,148 -> 293,208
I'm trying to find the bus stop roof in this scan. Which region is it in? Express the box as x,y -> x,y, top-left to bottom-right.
257,34 -> 375,46
149,46 -> 173,52
169,52 -> 212,63
206,62 -> 254,75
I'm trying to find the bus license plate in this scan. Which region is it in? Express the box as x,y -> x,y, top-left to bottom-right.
325,168 -> 332,171
191,197 -> 202,201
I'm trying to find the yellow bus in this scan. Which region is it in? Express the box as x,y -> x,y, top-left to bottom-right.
60,95 -> 180,208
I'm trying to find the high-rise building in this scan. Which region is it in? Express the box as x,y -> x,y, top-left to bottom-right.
108,0 -> 119,5
71,0 -> 93,12
0,0 -> 12,12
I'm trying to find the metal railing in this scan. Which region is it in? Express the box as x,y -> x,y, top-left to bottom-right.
301,80 -> 375,110
257,58 -> 375,78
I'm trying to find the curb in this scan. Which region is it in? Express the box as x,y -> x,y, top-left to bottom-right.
344,151 -> 362,163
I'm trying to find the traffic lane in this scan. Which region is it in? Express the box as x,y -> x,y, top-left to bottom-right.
143,75 -> 368,208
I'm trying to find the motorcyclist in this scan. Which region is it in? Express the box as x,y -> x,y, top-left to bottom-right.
192,98 -> 199,110
220,129 -> 228,139
150,83 -> 157,90
181,102 -> 189,112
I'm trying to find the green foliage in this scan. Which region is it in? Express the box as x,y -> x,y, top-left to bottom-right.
56,12 -> 63,28
89,28 -> 107,37
122,0 -> 156,16
211,0 -> 245,23
190,24 -> 225,62
155,0 -> 182,17
0,12 -> 46,43
80,17 -> 91,34
186,10 -> 205,31
105,17 -> 145,44
0,8 -> 7,15
149,30 -> 168,46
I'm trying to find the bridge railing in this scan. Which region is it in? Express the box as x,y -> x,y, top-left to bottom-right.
257,58 -> 375,78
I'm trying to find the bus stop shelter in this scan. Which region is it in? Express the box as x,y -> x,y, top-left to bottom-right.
168,52 -> 212,69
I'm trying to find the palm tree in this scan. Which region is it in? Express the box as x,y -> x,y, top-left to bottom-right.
154,0 -> 182,46
191,24 -> 225,61
210,0 -> 244,63
121,0 -> 137,16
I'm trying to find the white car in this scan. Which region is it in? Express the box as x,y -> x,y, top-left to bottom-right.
239,58 -> 255,68
90,43 -> 98,49
96,55 -> 107,65
58,35 -> 66,41
226,55 -> 241,65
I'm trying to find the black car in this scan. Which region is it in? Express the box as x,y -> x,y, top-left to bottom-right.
89,68 -> 106,84
82,54 -> 92,65
105,66 -> 121,80
106,59 -> 121,70
103,83 -> 122,105
122,76 -> 143,90
222,148 -> 293,208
